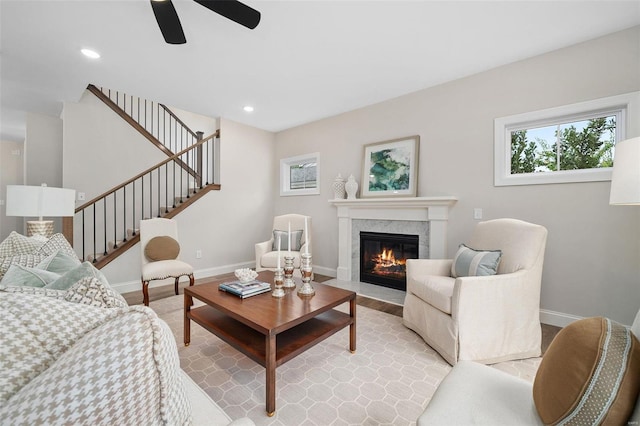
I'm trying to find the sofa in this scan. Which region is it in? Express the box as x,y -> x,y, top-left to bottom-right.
418,308 -> 640,425
0,232 -> 253,426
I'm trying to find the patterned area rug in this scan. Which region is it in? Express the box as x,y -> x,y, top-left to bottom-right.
151,295 -> 541,425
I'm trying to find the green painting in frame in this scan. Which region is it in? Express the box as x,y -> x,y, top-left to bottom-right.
361,135 -> 419,198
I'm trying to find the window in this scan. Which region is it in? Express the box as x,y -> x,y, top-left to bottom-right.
494,92 -> 639,186
280,152 -> 320,196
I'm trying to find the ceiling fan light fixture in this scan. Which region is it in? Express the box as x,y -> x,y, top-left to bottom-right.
150,0 -> 187,44
80,48 -> 100,59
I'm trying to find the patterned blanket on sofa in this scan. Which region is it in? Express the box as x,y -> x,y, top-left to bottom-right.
0,287 -> 191,425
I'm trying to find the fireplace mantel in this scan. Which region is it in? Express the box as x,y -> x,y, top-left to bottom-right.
329,196 -> 457,281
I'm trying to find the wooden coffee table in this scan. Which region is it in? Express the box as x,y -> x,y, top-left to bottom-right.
184,271 -> 356,416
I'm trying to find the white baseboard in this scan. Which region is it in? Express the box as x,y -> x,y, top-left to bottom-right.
540,308 -> 582,328
312,265 -> 336,278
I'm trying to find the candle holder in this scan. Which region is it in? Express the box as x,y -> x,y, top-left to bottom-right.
272,267 -> 285,298
283,256 -> 296,289
297,253 -> 315,297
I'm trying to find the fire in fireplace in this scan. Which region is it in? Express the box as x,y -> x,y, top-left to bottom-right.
360,231 -> 419,291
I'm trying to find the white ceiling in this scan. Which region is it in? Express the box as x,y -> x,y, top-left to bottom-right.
1,0 -> 639,142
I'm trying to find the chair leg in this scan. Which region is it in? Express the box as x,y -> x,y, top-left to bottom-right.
174,277 -> 179,296
142,280 -> 150,306
189,273 -> 195,287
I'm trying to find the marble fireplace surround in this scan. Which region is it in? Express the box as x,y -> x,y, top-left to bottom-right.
329,197 -> 458,282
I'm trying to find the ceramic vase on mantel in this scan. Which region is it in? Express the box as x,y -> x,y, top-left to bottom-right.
345,174 -> 358,200
332,173 -> 346,200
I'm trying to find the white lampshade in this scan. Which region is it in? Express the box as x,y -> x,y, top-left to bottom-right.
6,185 -> 76,218
610,137 -> 640,205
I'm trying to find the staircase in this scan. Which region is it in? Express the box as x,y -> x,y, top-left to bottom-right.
63,86 -> 221,269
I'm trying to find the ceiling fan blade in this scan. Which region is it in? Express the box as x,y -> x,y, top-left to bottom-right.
150,0 -> 187,44
193,0 -> 261,30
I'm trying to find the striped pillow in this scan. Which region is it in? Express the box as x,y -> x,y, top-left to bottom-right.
451,244 -> 502,278
533,317 -> 640,425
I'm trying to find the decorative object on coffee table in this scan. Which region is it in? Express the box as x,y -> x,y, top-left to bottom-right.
272,267 -> 285,298
234,268 -> 258,283
345,174 -> 358,200
283,255 -> 295,288
332,173 -> 346,199
298,252 -> 315,296
272,235 -> 285,297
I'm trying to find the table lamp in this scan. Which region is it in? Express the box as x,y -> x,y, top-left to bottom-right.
6,184 -> 76,237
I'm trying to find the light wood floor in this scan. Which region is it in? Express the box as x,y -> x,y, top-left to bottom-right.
122,273 -> 560,354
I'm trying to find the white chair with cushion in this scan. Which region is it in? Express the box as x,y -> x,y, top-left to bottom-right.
140,218 -> 194,306
403,218 -> 548,365
417,308 -> 640,425
255,214 -> 311,272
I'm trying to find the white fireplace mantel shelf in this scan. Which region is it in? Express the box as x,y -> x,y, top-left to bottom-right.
329,196 -> 458,282
329,195 -> 457,211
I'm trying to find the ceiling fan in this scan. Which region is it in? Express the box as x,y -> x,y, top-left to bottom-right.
150,0 -> 261,45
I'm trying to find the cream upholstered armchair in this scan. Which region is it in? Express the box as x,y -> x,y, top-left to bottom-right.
255,214 -> 311,272
140,218 -> 194,306
417,308 -> 640,425
403,218 -> 548,365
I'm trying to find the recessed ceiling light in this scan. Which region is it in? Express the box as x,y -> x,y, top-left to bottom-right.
81,48 -> 100,59
243,105 -> 254,113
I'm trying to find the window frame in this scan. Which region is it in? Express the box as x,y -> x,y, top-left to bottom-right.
494,92 -> 639,186
280,152 -> 320,196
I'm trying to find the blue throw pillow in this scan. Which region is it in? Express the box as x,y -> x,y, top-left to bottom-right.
0,264 -> 61,287
272,229 -> 303,251
451,244 -> 502,278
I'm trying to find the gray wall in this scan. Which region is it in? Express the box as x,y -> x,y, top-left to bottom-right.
273,26 -> 640,326
62,92 -> 277,293
25,112 -> 63,187
0,140 -> 24,239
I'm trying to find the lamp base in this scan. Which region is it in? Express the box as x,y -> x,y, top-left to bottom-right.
26,220 -> 54,238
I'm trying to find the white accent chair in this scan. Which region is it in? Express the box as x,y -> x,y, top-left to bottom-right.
403,218 -> 548,365
140,218 -> 194,306
255,214 -> 311,272
417,309 -> 640,425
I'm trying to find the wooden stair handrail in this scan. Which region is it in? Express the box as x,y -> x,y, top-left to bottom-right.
91,182 -> 221,270
159,103 -> 199,140
86,84 -> 199,179
75,131 -> 218,213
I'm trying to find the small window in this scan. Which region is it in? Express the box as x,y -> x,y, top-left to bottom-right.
280,153 -> 320,196
495,92 -> 639,186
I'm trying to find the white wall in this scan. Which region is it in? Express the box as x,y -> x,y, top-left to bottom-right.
25,112 -> 63,188
1,112 -> 63,237
62,91 -> 168,200
62,91 -> 276,293
0,141 -> 24,239
22,112 -> 64,233
274,26 -> 640,326
169,106 -> 219,139
101,118 -> 276,293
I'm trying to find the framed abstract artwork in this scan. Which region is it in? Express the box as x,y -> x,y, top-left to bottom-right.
361,136 -> 419,198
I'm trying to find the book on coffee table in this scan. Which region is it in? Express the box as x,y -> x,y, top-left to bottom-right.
219,280 -> 271,298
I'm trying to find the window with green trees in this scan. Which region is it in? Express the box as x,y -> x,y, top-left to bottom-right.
494,92 -> 637,186
510,115 -> 616,174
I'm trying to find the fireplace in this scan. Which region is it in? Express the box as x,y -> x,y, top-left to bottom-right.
359,231 -> 419,291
